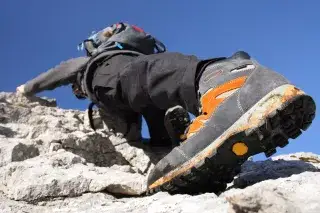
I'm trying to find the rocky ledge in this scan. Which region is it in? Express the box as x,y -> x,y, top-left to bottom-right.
0,92 -> 319,213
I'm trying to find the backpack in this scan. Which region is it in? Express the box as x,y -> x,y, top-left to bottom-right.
78,22 -> 166,57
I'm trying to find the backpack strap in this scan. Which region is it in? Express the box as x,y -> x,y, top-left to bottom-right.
88,102 -> 96,131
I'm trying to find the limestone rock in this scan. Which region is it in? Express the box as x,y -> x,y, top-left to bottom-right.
225,172 -> 320,213
0,150 -> 146,202
0,92 -> 320,213
0,138 -> 39,167
0,92 -> 155,172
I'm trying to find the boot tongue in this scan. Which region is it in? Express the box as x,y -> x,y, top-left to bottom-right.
231,51 -> 251,59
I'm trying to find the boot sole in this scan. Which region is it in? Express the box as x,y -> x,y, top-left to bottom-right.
147,84 -> 316,195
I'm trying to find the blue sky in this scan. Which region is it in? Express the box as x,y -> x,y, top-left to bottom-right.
1,1 -> 319,160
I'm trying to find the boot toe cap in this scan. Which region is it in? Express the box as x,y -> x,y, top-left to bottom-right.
147,147 -> 189,187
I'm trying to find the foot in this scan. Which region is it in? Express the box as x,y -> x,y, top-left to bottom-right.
147,51 -> 316,194
164,106 -> 191,147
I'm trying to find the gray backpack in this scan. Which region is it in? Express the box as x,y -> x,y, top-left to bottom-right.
78,22 -> 166,56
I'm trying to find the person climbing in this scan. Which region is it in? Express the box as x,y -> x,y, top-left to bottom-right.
16,22 -> 316,194
16,22 -> 181,146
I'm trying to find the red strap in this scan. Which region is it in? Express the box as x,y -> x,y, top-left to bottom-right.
132,25 -> 144,33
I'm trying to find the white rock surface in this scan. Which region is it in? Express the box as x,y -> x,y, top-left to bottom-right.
0,138 -> 39,167
0,92 -> 319,213
0,150 -> 146,201
225,172 -> 320,213
0,92 -> 154,172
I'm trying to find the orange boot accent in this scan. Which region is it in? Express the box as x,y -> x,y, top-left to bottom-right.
186,76 -> 247,138
232,142 -> 248,156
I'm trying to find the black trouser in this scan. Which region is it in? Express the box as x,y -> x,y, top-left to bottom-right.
92,52 -> 203,144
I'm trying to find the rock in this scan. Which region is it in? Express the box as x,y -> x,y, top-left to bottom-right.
273,152 -> 320,164
0,150 -> 146,201
0,92 -> 155,171
0,92 -> 57,108
109,165 -> 135,173
59,131 -> 130,167
0,125 -> 15,137
0,92 -> 320,213
0,192 -> 39,213
233,152 -> 320,189
225,172 -> 320,213
113,142 -> 152,173
49,142 -> 62,152
0,138 -> 39,166
111,141 -> 172,174
41,193 -> 116,213
0,191 -> 228,213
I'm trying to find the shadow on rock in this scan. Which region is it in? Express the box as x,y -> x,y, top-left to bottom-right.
230,159 -> 320,189
0,126 -> 16,137
60,133 -> 130,168
128,139 -> 173,165
11,143 -> 40,162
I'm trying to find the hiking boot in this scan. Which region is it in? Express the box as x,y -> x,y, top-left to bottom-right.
164,106 -> 191,147
147,51 -> 316,194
